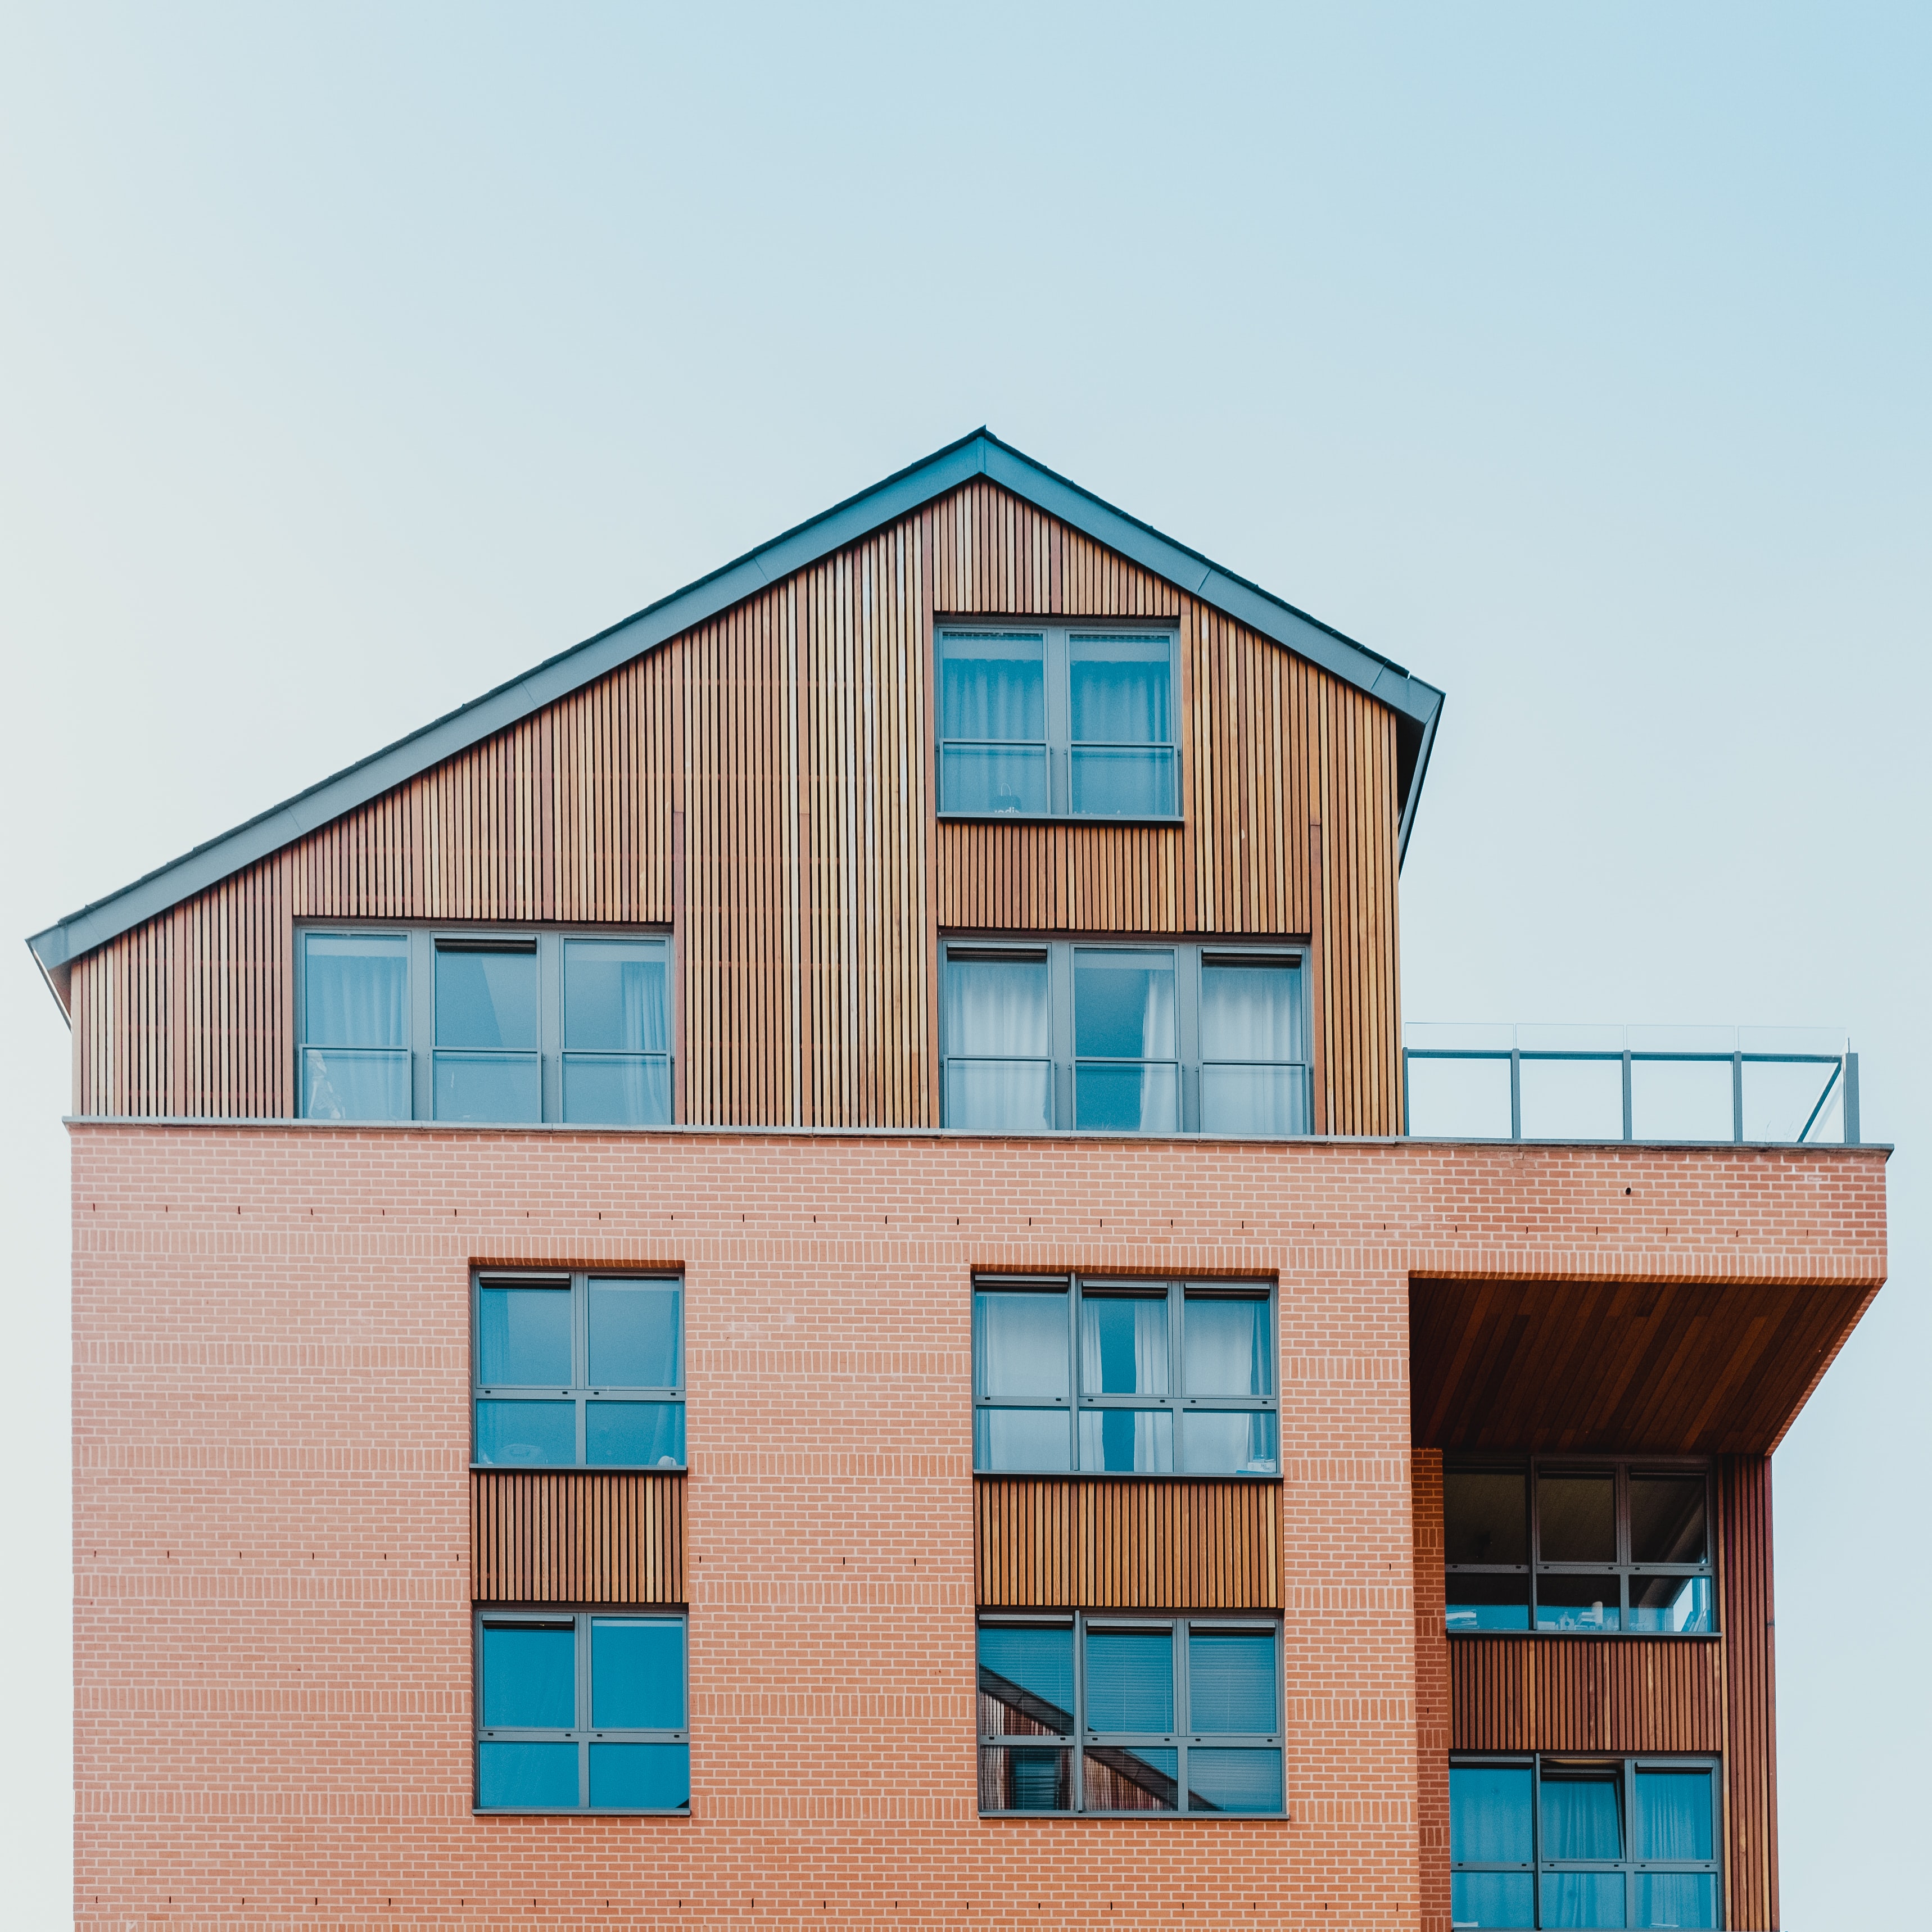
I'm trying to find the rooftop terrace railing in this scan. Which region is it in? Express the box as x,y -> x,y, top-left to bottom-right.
1402,1024 -> 1858,1144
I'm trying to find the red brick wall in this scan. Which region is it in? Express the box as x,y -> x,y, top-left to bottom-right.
1411,1449 -> 1450,1932
70,1128 -> 1885,1929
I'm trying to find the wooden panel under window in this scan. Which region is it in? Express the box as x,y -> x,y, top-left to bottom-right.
470,1470 -> 685,1605
1718,1454 -> 1779,1932
975,1476 -> 1281,1609
1448,1636 -> 1723,1752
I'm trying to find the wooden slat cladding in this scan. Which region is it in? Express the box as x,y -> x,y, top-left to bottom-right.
975,1476 -> 1281,1609
470,1471 -> 685,1605
69,477 -> 1404,1131
1448,1637 -> 1723,1753
1718,1455 -> 1778,1931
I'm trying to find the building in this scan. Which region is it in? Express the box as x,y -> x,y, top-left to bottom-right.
31,431 -> 1885,1929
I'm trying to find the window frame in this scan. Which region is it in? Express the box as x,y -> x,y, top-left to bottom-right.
977,1611 -> 1285,1817
294,922 -> 675,1124
935,621 -> 1183,822
473,1607 -> 690,1815
1449,1751 -> 1725,1928
940,937 -> 1312,1135
972,1273 -> 1280,1477
1444,1455 -> 1718,1638
471,1268 -> 686,1472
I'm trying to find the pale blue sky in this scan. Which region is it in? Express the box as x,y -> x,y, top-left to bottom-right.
3,4 -> 1925,1922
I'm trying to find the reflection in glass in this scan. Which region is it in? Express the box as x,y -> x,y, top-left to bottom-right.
1544,1871 -> 1626,1928
978,1625 -> 1074,1735
478,1287 -> 572,1386
1075,1062 -> 1180,1131
1180,1409 -> 1278,1476
974,1408 -> 1070,1473
562,1054 -> 671,1126
1540,1474 -> 1616,1562
1187,1632 -> 1276,1732
1074,950 -> 1177,1059
1446,1469 -> 1529,1564
974,1291 -> 1069,1399
588,1742 -> 688,1809
1078,1407 -> 1174,1473
301,1047 -> 411,1122
302,935 -> 410,1120
1445,1573 -> 1531,1632
1450,1871 -> 1534,1929
1200,1063 -> 1307,1135
588,1281 -> 680,1387
940,632 -> 1047,815
563,942 -> 668,1051
1630,1575 -> 1712,1635
481,1624 -> 574,1728
945,954 -> 1053,1128
478,1740 -> 578,1809
1184,1297 -> 1272,1396
1186,1747 -> 1282,1812
1069,744 -> 1177,817
1085,1628 -> 1174,1732
1083,1745 -> 1178,1811
942,745 -> 1049,816
944,1059 -> 1053,1131
1536,1574 -> 1622,1632
1634,1872 -> 1716,1928
586,1401 -> 685,1468
435,1051 -> 541,1123
979,1744 -> 1072,1811
590,1619 -> 684,1730
1450,1765 -> 1535,1862
474,1400 -> 575,1467
1630,1476 -> 1707,1564
437,949 -> 537,1048
1080,1295 -> 1169,1395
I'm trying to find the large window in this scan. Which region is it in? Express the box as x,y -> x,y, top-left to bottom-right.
475,1610 -> 689,1813
938,626 -> 1179,820
297,926 -> 672,1124
973,1275 -> 1277,1476
942,940 -> 1309,1134
978,1614 -> 1282,1815
1451,1755 -> 1722,1928
1445,1459 -> 1714,1636
472,1272 -> 685,1469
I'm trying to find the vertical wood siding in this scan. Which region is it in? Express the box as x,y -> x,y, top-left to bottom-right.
974,1476 -> 1282,1609
1447,1637 -> 1725,1752
68,479 -> 1404,1130
1718,1455 -> 1779,1932
470,1471 -> 685,1604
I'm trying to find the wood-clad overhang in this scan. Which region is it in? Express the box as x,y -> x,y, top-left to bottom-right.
1410,1270 -> 1880,1456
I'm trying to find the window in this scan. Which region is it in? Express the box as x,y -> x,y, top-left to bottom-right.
297,926 -> 672,1124
474,1610 -> 689,1812
938,626 -> 1179,820
472,1272 -> 685,1469
973,1275 -> 1277,1476
942,940 -> 1309,1134
978,1614 -> 1282,1815
1444,1459 -> 1714,1636
1450,1754 -> 1722,1928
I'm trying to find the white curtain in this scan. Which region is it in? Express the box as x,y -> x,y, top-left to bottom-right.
1200,964 -> 1303,1062
306,940 -> 407,1047
1070,639 -> 1170,743
1080,1296 -> 1169,1395
947,957 -> 1050,1057
975,1291 -> 1069,1400
941,636 -> 1045,741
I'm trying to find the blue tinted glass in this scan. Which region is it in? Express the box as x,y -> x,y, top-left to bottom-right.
1200,963 -> 1302,1062
586,1401 -> 685,1468
974,1408 -> 1071,1473
1179,1409 -> 1277,1476
562,1055 -> 672,1125
304,936 -> 408,1047
944,1059 -> 1053,1130
1451,1872 -> 1534,1929
1085,1630 -> 1173,1732
940,634 -> 1045,740
942,744 -> 1049,816
1074,951 -> 1176,1058
1630,1575 -> 1712,1634
481,1624 -> 575,1728
436,949 -> 537,1049
475,1400 -> 575,1466
1069,745 -> 1176,817
1536,1574 -> 1622,1632
1450,1766 -> 1535,1862
1635,1770 -> 1713,1860
1075,1063 -> 1180,1132
564,942 -> 668,1051
978,1626 -> 1074,1734
1186,1747 -> 1282,1812
975,1292 -> 1069,1399
590,1619 -> 685,1729
1069,636 -> 1170,743
1545,1871 -> 1627,1928
1635,1872 -> 1716,1928
1078,1408 -> 1174,1473
1543,1777 -> 1623,1858
434,1052 -> 540,1123
1187,1632 -> 1276,1733
1083,1745 -> 1178,1811
1199,1064 -> 1307,1135
478,1740 -> 578,1808
300,1047 -> 411,1122
1184,1297 -> 1272,1396
1446,1577 -> 1532,1632
981,1744 -> 1072,1811
478,1288 -> 572,1386
589,1742 -> 689,1810
588,1283 -> 680,1387
945,956 -> 1050,1057
1080,1296 -> 1168,1394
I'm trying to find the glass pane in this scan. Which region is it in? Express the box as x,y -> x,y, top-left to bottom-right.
974,1408 -> 1071,1473
1069,744 -> 1177,817
1635,1872 -> 1716,1928
1446,1470 -> 1528,1565
975,1291 -> 1069,1399
590,1619 -> 684,1729
1536,1574 -> 1622,1632
1446,1573 -> 1531,1633
436,948 -> 537,1049
1187,1632 -> 1276,1733
945,955 -> 1050,1058
301,1047 -> 411,1121
1200,1064 -> 1308,1135
1450,1765 -> 1534,1862
478,1287 -> 573,1386
1179,1409 -> 1278,1476
940,632 -> 1046,740
1630,1576 -> 1712,1635
1540,1474 -> 1616,1563
941,744 -> 1048,815
563,941 -> 668,1051
1070,634 -> 1171,743
1201,962 -> 1304,1064
1185,1297 -> 1273,1397
1075,1062 -> 1180,1132
1080,1295 -> 1169,1395
1630,1477 -> 1707,1565
1543,1871 -> 1626,1928
1085,1629 -> 1173,1732
978,1743 -> 1071,1812
1542,1776 -> 1623,1858
1406,1052 -> 1514,1138
944,1060 -> 1052,1132
1186,1747 -> 1282,1812
475,1400 -> 576,1467
978,1625 -> 1074,1736
1630,1057 -> 1734,1142
435,1052 -> 540,1123
1635,1769 -> 1714,1860
478,1739 -> 578,1809
481,1623 -> 576,1728
562,1055 -> 672,1126
588,1282 -> 680,1388
589,1742 -> 689,1810
1078,1408 -> 1174,1473
1519,1056 -> 1625,1140
304,935 -> 408,1047
1083,1745 -> 1178,1812
1075,949 -> 1177,1059
1450,1871 -> 1534,1928
586,1401 -> 685,1468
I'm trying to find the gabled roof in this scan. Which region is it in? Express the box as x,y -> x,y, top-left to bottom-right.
27,429 -> 1444,993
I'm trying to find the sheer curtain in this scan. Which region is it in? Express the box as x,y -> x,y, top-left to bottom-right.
945,957 -> 1051,1129
1184,1298 -> 1272,1397
1070,639 -> 1171,743
943,644 -> 1046,741
1080,1297 -> 1168,1395
305,940 -> 407,1046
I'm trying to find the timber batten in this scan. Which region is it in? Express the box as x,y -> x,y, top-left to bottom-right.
470,1469 -> 686,1605
1447,1636 -> 1724,1753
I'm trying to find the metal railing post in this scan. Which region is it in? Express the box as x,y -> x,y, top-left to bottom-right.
1844,1052 -> 1860,1145
1621,1051 -> 1633,1142
1732,1051 -> 1745,1143
1509,1048 -> 1522,1141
